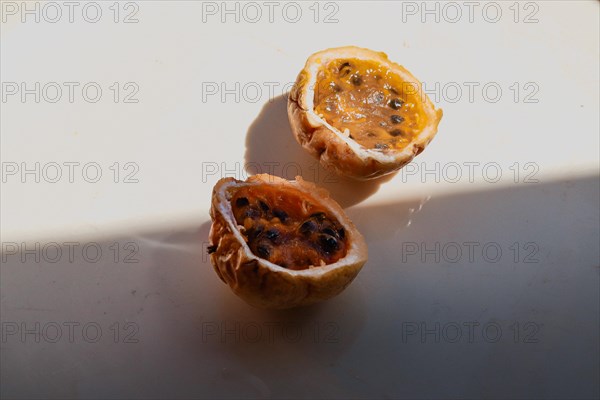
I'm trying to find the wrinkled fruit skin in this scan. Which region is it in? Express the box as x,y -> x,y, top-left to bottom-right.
288,46 -> 443,181
209,175 -> 368,309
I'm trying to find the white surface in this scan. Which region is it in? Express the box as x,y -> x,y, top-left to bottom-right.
1,1 -> 599,399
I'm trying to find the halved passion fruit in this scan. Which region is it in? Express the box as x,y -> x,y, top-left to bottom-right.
288,46 -> 443,180
208,174 -> 368,309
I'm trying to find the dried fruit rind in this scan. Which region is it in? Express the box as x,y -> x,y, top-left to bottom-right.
288,46 -> 443,180
209,174 -> 368,309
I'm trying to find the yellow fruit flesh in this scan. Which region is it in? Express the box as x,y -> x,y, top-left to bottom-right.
231,184 -> 348,270
314,58 -> 428,150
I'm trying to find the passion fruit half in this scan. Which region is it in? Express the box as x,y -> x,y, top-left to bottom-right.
208,174 -> 368,309
288,46 -> 443,180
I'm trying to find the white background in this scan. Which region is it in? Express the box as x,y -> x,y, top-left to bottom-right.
1,1 -> 599,398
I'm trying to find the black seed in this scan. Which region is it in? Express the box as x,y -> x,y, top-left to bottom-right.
330,83 -> 342,92
300,220 -> 318,235
265,229 -> 280,241
248,225 -> 264,241
389,129 -> 404,137
246,208 -> 261,218
256,244 -> 270,259
375,143 -> 389,150
319,234 -> 339,254
258,200 -> 270,212
322,227 -> 337,237
235,197 -> 249,207
310,212 -> 326,221
389,98 -> 403,110
244,208 -> 261,219
207,245 -> 217,254
339,62 -> 351,77
350,74 -> 363,86
273,209 -> 288,222
391,115 -> 404,124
